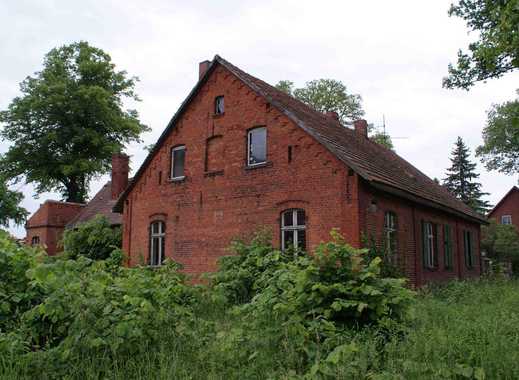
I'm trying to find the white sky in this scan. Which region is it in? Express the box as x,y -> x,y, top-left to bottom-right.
1,0 -> 518,237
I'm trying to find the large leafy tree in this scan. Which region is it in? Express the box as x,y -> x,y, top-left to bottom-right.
481,219 -> 519,272
443,137 -> 491,214
275,79 -> 394,149
0,175 -> 28,227
0,41 -> 149,203
444,0 -> 519,175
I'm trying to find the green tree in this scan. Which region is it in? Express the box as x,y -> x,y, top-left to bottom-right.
275,79 -> 394,149
0,41 -> 149,203
476,92 -> 519,175
444,1 -> 519,175
0,175 -> 28,227
62,215 -> 122,260
443,137 -> 491,214
481,219 -> 519,272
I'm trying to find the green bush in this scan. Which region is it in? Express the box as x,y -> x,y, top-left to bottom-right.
62,215 -> 122,260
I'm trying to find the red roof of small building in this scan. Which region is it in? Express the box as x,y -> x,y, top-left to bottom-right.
114,55 -> 486,224
67,181 -> 122,228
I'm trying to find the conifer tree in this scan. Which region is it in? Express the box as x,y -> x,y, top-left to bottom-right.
443,137 -> 491,214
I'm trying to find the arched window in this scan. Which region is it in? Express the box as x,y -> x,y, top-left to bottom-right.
150,221 -> 166,266
281,209 -> 306,251
384,211 -> 397,261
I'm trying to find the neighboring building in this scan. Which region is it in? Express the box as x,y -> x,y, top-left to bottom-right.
113,56 -> 485,287
488,186 -> 519,229
25,154 -> 129,255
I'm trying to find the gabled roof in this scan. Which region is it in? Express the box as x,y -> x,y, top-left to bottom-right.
68,181 -> 122,228
488,186 -> 519,217
114,55 -> 486,224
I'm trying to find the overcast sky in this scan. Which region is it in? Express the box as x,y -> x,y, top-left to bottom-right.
1,0 -> 518,237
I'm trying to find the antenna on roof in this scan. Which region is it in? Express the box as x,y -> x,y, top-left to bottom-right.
381,114 -> 408,140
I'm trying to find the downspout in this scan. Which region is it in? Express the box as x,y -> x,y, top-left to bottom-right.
411,206 -> 419,288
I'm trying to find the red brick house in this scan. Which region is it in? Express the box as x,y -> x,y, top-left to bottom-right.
25,154 -> 129,255
113,56 -> 485,287
488,186 -> 519,229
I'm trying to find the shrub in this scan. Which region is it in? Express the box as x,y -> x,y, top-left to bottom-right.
62,215 -> 122,260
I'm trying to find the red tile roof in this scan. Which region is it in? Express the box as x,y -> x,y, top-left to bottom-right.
68,181 -> 121,228
114,55 -> 485,224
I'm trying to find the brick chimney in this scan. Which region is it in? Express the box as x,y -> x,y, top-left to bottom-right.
325,111 -> 340,122
111,153 -> 129,200
199,60 -> 211,79
354,119 -> 368,138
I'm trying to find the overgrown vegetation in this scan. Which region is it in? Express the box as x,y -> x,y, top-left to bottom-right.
61,215 -> 122,260
2,229 -> 519,379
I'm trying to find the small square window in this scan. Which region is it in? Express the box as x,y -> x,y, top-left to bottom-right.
215,96 -> 224,115
502,215 -> 512,225
247,127 -> 267,166
171,146 -> 186,179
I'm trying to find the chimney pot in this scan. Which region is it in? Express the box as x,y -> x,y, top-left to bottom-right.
111,153 -> 129,200
354,119 -> 369,138
325,111 -> 339,122
199,60 -> 211,79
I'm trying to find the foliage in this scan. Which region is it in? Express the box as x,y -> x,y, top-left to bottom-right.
363,233 -> 403,278
62,215 -> 122,260
0,41 -> 149,203
0,230 -> 43,333
477,92 -> 519,175
443,0 -> 519,90
443,136 -> 491,214
482,219 -> 519,270
275,78 -> 364,124
0,175 -> 28,227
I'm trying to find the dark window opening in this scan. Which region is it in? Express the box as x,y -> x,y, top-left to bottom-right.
281,209 -> 306,251
150,221 -> 165,266
444,225 -> 454,269
463,230 -> 474,269
31,236 -> 40,246
247,127 -> 267,166
171,145 -> 186,179
215,96 -> 224,115
288,145 -> 293,163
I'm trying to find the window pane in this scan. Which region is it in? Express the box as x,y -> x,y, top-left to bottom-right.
248,128 -> 266,165
152,222 -> 159,234
283,230 -> 295,250
297,229 -> 306,251
172,148 -> 185,178
296,210 -> 305,226
215,96 -> 224,114
283,211 -> 293,227
151,237 -> 159,265
160,236 -> 165,264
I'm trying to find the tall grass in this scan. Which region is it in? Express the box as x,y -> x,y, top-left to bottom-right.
2,279 -> 519,379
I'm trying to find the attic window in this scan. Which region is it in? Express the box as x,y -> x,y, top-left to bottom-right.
171,145 -> 186,180
215,96 -> 224,115
247,127 -> 267,166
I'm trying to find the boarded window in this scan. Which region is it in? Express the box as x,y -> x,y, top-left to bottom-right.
205,136 -> 224,172
443,225 -> 453,270
463,230 -> 474,268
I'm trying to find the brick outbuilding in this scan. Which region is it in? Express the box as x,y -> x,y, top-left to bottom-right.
488,186 -> 519,229
114,56 -> 485,287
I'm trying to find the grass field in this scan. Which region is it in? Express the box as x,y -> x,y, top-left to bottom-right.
2,278 -> 519,380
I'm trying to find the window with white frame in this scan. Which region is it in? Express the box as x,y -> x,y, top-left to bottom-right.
215,96 -> 224,115
171,145 -> 186,179
501,215 -> 512,225
247,127 -> 267,166
281,209 -> 306,251
150,221 -> 165,266
423,221 -> 437,269
384,211 -> 397,260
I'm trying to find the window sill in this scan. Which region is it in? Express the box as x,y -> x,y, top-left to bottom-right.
244,161 -> 272,171
204,170 -> 224,178
169,176 -> 186,184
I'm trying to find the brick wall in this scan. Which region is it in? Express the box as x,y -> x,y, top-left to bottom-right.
360,183 -> 481,287
489,188 -> 519,229
25,201 -> 84,255
122,65 -> 359,275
